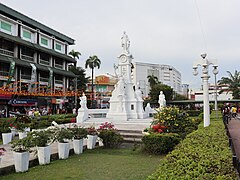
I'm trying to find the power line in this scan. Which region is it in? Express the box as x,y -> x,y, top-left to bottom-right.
194,0 -> 208,53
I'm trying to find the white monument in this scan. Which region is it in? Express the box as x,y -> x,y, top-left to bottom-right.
107,32 -> 147,121
77,93 -> 89,123
158,91 -> 166,108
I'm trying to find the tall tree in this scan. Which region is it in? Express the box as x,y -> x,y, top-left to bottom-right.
69,49 -> 81,67
69,65 -> 88,91
147,75 -> 159,89
85,55 -> 101,108
149,83 -> 173,102
218,70 -> 240,99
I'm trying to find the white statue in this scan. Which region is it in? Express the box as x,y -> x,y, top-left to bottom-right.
80,93 -> 87,109
121,31 -> 130,53
135,82 -> 142,100
158,91 -> 166,108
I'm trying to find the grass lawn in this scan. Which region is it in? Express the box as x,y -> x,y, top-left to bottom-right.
1,147 -> 163,180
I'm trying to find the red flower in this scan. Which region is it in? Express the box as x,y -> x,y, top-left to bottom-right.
158,129 -> 163,133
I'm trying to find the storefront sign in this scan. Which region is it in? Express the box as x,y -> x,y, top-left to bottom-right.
9,99 -> 37,106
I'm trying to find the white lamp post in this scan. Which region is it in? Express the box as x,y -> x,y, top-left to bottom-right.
212,65 -> 219,111
193,53 -> 218,127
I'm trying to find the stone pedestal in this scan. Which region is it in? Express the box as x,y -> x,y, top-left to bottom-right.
76,108 -> 89,123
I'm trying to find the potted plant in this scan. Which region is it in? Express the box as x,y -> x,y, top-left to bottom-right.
11,135 -> 34,172
70,125 -> 88,154
53,127 -> 73,159
86,126 -> 98,149
30,130 -> 53,165
98,122 -> 123,148
15,115 -> 31,139
0,147 -> 6,165
15,121 -> 29,139
1,119 -> 13,144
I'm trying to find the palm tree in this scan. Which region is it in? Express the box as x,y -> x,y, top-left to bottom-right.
69,49 -> 81,67
147,75 -> 159,89
85,55 -> 101,108
218,70 -> 240,99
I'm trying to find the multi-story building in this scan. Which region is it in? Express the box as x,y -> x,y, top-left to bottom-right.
0,3 -> 76,114
86,75 -> 117,108
132,62 -> 182,97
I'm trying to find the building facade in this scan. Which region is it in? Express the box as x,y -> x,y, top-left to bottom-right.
132,62 -> 182,97
0,3 -> 76,114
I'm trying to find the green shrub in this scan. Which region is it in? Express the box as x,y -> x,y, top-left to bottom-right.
148,120 -> 236,179
142,133 -> 180,154
98,129 -> 123,148
153,107 -> 198,139
185,110 -> 202,116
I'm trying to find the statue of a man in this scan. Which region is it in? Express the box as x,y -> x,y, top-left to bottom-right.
121,31 -> 130,53
80,93 -> 87,109
158,91 -> 166,108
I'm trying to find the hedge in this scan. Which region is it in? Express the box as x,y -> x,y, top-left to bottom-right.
147,118 -> 236,179
142,133 -> 180,154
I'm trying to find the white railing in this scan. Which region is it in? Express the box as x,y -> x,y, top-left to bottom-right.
0,70 -> 9,77
54,64 -> 63,69
39,59 -> 50,66
0,48 -> 14,57
55,80 -> 63,85
21,74 -> 31,80
39,77 -> 49,82
21,54 -> 34,62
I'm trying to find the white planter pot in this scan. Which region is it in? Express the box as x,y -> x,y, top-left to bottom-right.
37,146 -> 51,165
58,142 -> 70,159
73,139 -> 84,154
11,128 -> 16,137
19,132 -> 27,139
87,135 -> 97,149
98,137 -> 104,147
2,132 -> 12,144
13,151 -> 30,172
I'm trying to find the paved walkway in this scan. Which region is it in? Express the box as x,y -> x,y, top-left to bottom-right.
227,116 -> 240,158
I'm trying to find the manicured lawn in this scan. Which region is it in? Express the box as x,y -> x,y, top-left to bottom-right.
1,148 -> 163,180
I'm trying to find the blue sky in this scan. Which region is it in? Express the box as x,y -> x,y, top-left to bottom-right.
1,0 -> 240,90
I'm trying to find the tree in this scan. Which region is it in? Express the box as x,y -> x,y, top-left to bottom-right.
149,83 -> 173,102
69,49 -> 81,67
69,65 -> 89,91
85,55 -> 101,108
147,75 -> 159,89
218,70 -> 240,99
68,65 -> 89,109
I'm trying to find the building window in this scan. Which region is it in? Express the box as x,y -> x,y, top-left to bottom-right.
1,21 -> 11,32
55,43 -> 62,51
41,37 -> 48,46
23,30 -> 31,40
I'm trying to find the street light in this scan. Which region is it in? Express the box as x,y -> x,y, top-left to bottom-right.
193,53 -> 218,127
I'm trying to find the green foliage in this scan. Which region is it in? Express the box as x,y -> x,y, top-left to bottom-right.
70,125 -> 88,139
148,120 -> 237,179
142,133 -> 180,154
11,135 -> 34,152
98,129 -> 123,148
185,110 -> 202,117
69,65 -> 88,91
174,93 -> 188,100
153,107 -> 198,138
149,83 -> 173,101
218,70 -> 240,99
53,128 -> 74,143
30,130 -> 53,147
0,119 -> 14,133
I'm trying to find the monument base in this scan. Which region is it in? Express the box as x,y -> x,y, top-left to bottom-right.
76,108 -> 89,123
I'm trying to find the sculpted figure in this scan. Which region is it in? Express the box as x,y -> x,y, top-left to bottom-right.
158,91 -> 166,108
121,31 -> 130,53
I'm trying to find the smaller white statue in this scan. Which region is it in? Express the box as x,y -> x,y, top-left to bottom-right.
158,91 -> 166,108
80,93 -> 87,109
135,82 -> 142,100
